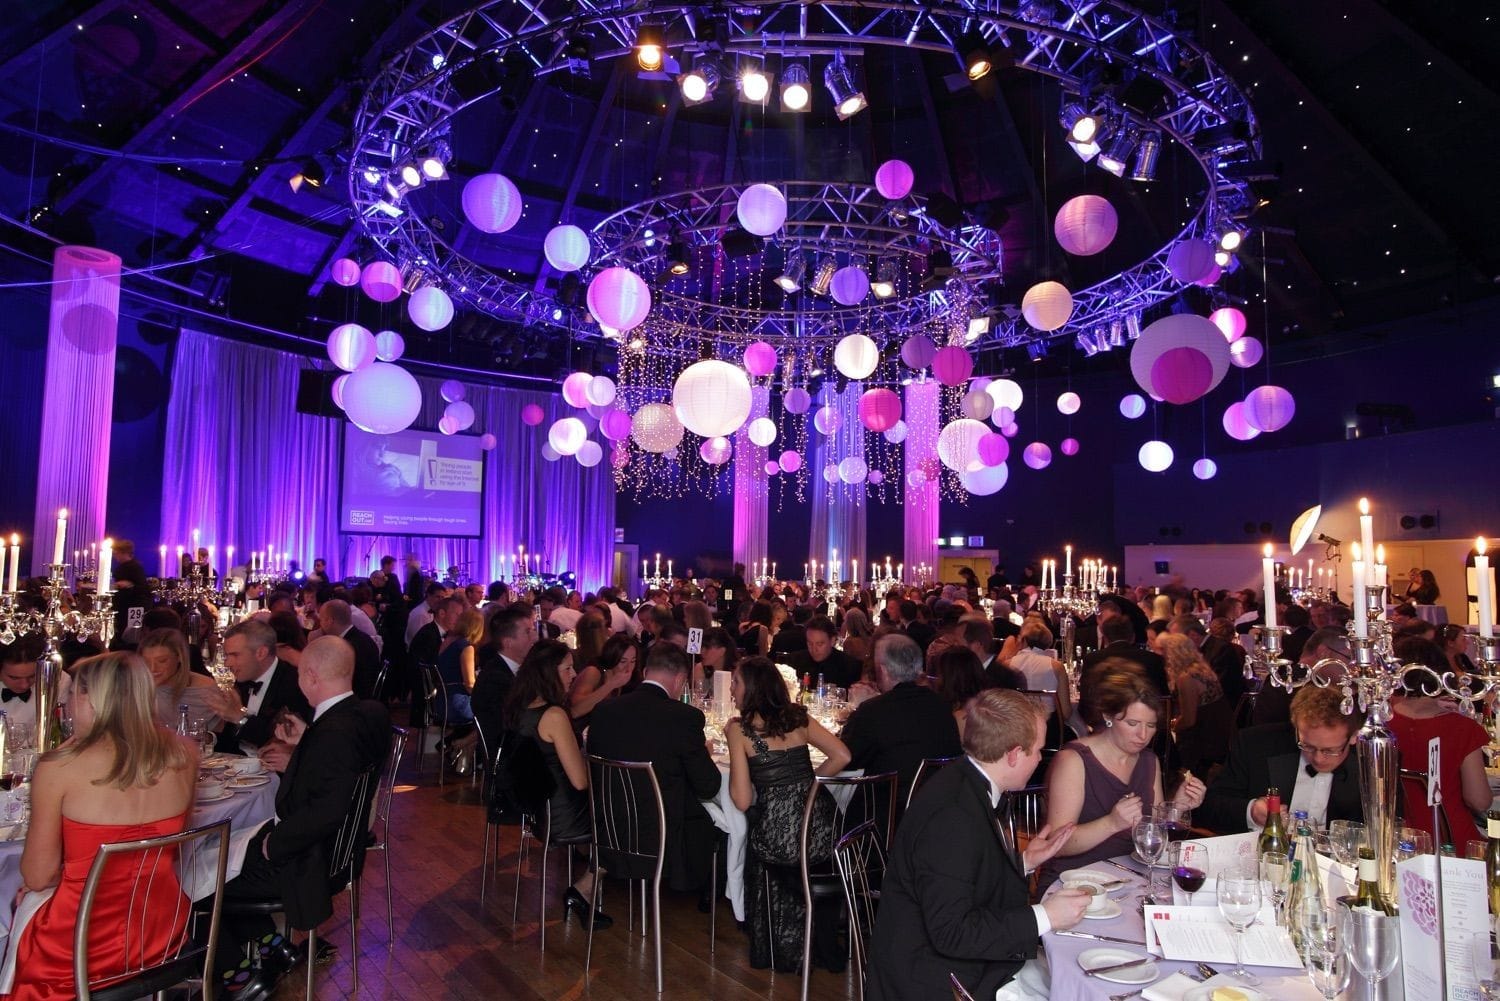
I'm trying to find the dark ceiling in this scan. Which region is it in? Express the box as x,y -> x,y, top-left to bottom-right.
0,0 -> 1496,380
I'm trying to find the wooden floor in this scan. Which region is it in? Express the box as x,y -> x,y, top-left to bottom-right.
270,741 -> 859,1001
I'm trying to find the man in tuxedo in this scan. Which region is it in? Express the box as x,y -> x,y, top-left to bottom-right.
108,539 -> 151,643
1250,627 -> 1350,728
407,595 -> 462,726
1081,616 -> 1169,705
208,618 -> 312,755
1281,603 -> 1314,665
868,689 -> 1087,1000
585,643 -> 721,893
219,636 -> 389,986
317,600 -> 382,700
784,616 -> 862,687
1168,613 -> 1246,704
471,606 -> 534,744
768,604 -> 810,658
0,639 -> 39,731
900,599 -> 936,651
1199,684 -> 1365,833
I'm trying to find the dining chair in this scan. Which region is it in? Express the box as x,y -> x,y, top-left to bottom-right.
415,663 -> 451,784
74,819 -> 231,1001
906,755 -> 961,811
831,820 -> 886,1001
363,724 -> 409,947
949,971 -> 978,1001
474,715 -> 506,909
585,756 -> 667,994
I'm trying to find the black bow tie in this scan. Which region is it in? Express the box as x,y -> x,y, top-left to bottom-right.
1306,762 -> 1348,780
1,689 -> 29,703
245,681 -> 264,696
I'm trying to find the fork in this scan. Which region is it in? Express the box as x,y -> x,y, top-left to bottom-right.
1108,991 -> 1144,1000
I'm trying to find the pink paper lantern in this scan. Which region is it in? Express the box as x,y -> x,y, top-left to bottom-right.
438,415 -> 458,435
1221,401 -> 1261,441
461,173 -> 523,234
587,267 -> 652,332
1022,442 -> 1052,470
977,432 -> 1009,467
360,260 -> 402,303
1150,346 -> 1216,405
561,372 -> 594,408
1000,421 -> 1019,439
521,403 -> 546,427
919,456 -> 942,481
764,460 -> 781,476
778,449 -> 802,473
900,335 -> 937,370
907,470 -> 927,487
1060,437 -> 1080,456
1230,336 -> 1263,368
932,345 -> 974,387
612,445 -> 630,470
331,258 -> 361,287
1166,240 -> 1216,284
1243,385 -> 1295,432
743,341 -> 778,377
1210,307 -> 1247,343
699,436 -> 733,465
1130,314 -> 1230,402
326,323 -> 375,372
858,388 -> 902,432
1195,263 -> 1222,287
874,159 -> 915,200
784,387 -> 812,414
479,433 -> 498,450
1053,195 -> 1118,256
830,266 -> 870,306
600,408 -> 633,441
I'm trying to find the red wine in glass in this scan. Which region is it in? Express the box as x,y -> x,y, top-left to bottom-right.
1172,866 -> 1207,894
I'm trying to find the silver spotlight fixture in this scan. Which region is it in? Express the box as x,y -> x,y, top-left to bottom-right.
780,62 -> 811,112
1107,318 -> 1125,348
808,255 -> 837,295
739,60 -> 772,104
774,252 -> 807,293
1125,311 -> 1142,340
1096,128 -> 1138,177
871,258 -> 897,299
679,57 -> 721,105
1130,130 -> 1162,181
1075,333 -> 1099,357
824,54 -> 867,120
1060,101 -> 1100,144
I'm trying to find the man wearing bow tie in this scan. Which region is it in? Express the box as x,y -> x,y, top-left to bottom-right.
0,643 -> 38,730
207,618 -> 311,756
1199,684 -> 1365,833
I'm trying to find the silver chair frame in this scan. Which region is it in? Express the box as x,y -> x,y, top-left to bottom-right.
905,755 -> 962,811
585,756 -> 667,994
831,820 -> 886,1001
363,724 -> 409,947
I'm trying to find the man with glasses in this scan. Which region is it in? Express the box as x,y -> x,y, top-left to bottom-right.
1198,684 -> 1365,833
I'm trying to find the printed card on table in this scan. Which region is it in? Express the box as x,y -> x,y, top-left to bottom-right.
1143,904 -> 1301,967
1396,854 -> 1487,1001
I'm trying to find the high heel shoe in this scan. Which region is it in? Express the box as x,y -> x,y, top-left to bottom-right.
563,887 -> 614,929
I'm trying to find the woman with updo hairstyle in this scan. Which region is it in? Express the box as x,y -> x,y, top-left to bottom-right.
1038,665 -> 1206,889
1157,632 -> 1231,777
138,626 -> 221,732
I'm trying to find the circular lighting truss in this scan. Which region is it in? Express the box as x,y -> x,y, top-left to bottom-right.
347,0 -> 1262,356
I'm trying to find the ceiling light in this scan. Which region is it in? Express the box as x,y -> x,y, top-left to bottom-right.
288,158 -> 325,193
666,236 -> 691,275
383,176 -> 408,201
1093,329 -> 1111,353
824,54 -> 867,120
1130,130 -> 1161,181
1217,225 -> 1246,252
1075,333 -> 1099,357
1067,138 -> 1100,162
635,23 -> 665,72
871,258 -> 896,298
1125,312 -> 1142,340
397,161 -> 424,188
361,165 -> 382,185
958,31 -> 993,81
966,315 -> 991,343
774,252 -> 807,293
739,62 -> 771,104
1027,341 -> 1048,362
780,63 -> 810,111
1060,101 -> 1099,144
1107,318 -> 1125,348
809,255 -> 837,295
679,59 -> 720,105
1096,128 -> 1137,177
1214,249 -> 1231,267
419,151 -> 449,181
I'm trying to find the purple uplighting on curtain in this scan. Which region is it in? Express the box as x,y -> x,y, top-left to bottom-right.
731,386 -> 770,571
808,384 -> 866,581
161,330 -> 615,591
903,381 -> 940,578
33,246 -> 121,574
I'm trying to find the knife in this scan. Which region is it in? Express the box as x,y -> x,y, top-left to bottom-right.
1084,957 -> 1154,978
1104,858 -> 1147,876
1056,930 -> 1149,946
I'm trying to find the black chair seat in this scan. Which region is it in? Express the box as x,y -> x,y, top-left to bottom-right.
219,896 -> 288,916
88,949 -> 205,1001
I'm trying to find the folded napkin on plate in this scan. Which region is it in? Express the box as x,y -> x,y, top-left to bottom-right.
994,958 -> 1050,1000
1143,973 -> 1245,1001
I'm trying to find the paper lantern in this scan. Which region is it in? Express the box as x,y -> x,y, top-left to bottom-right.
932,345 -> 974,387
438,415 -> 457,435
784,387 -> 812,414
331,374 -> 350,409
331,258 -> 361,287
900,335 -> 937,370
977,432 -> 1009,467
326,323 -> 375,372
1138,440 -> 1174,472
868,469 -> 884,485
585,401 -> 609,420
1021,281 -> 1073,331
764,460 -> 780,476
907,470 -> 927,487
960,461 -> 1009,496
778,450 -> 802,473
548,418 -> 587,456
521,403 -> 545,427
831,267 -> 870,306
543,224 -> 590,273
874,159 -> 915,200
1166,240 -> 1216,284
1210,307 -> 1247,343
1053,195 -> 1118,256
1119,394 -> 1146,419
813,405 -> 843,435
736,184 -> 787,237
440,379 -> 466,403
700,436 -> 733,465
858,389 -> 902,432
1230,336 -> 1263,368
1022,442 -> 1052,470
747,417 -> 777,447
612,445 -> 630,469
373,329 -> 404,362
478,433 -> 497,450
1221,401 -> 1261,441
462,173 -> 523,234
575,440 -> 603,468
1193,457 -> 1218,480
673,360 -> 753,437
1243,385 -> 1295,432
883,420 -> 908,444
991,407 -> 1015,429
1195,264 -> 1222,287
360,261 -> 402,303
986,379 -> 1025,414
838,456 -> 869,484
937,418 -> 989,472
584,375 -> 616,407
342,362 -> 422,435
960,390 -> 994,421
1000,421 -> 1020,438
408,286 -> 455,331
541,442 -> 560,461
970,376 -> 993,394
444,400 -> 476,431
1060,437 -> 1080,456
1056,391 -> 1081,415
822,464 -> 840,485
632,403 -> 685,453
600,408 -> 633,441
743,341 -> 778,378
1130,314 -> 1230,404
587,267 -> 652,332
833,333 -> 879,380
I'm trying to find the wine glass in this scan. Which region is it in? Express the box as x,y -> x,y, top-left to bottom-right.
1259,850 -> 1290,925
1470,930 -> 1500,1000
1168,841 -> 1207,905
1341,907 -> 1400,989
1217,863 -> 1262,985
1304,907 -> 1349,1000
1328,820 -> 1365,869
1132,818 -> 1166,904
1153,800 -> 1189,835
1397,826 -> 1434,857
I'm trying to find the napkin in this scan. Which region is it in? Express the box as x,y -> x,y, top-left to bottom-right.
1143,973 -> 1250,1001
994,958 -> 1050,1000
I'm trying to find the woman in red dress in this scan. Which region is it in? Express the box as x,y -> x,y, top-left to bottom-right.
4,652 -> 197,999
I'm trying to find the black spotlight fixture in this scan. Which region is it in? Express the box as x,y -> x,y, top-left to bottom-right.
289,157 -> 325,193
958,30 -> 993,80
635,22 -> 665,72
666,235 -> 692,275
720,226 -> 764,257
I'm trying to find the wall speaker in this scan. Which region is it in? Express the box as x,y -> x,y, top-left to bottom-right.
1398,512 -> 1439,532
295,369 -> 341,417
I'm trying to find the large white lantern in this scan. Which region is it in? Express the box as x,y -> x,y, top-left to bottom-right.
937,418 -> 989,472
986,378 -> 1025,414
1021,281 -> 1074,331
373,329 -> 405,362
632,403 -> 685,453
543,224 -> 591,273
838,456 -> 869,484
327,323 -> 375,372
1053,195 -> 1118,256
960,461 -> 1009,496
584,375 -> 616,407
342,362 -> 422,435
672,360 -> 753,437
1138,440 -> 1174,472
461,173 -> 523,234
576,440 -> 604,467
833,333 -> 879,380
747,417 -> 777,447
587,267 -> 652,332
736,184 -> 787,237
548,418 -> 587,456
407,286 -> 455,331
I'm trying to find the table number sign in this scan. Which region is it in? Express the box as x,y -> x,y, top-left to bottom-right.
686,627 -> 703,654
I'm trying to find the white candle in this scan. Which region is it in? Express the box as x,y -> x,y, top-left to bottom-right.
771,562 -> 776,579
1358,498 -> 1374,565
7,535 -> 18,593
803,562 -> 808,580
897,563 -> 904,581
1351,543 -> 1367,638
1112,565 -> 1118,588
52,508 -> 67,565
655,552 -> 661,575
226,545 -> 234,571
1262,544 -> 1277,630
192,528 -> 200,548
1065,545 -> 1072,577
852,559 -> 858,585
642,560 -> 648,579
1477,538 -> 1493,639
159,545 -> 167,577
668,559 -> 673,578
0,541 -> 5,594
98,538 -> 113,594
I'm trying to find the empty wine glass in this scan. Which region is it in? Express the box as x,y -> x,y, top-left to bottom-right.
1168,841 -> 1207,905
1304,907 -> 1349,1000
1470,930 -> 1500,1000
1341,907 -> 1400,989
1218,863 -> 1262,985
1328,820 -> 1365,868
1397,826 -> 1434,857
1132,818 -> 1166,904
1259,850 -> 1290,925
1153,800 -> 1189,834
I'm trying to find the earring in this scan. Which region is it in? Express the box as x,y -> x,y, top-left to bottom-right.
1104,718 -> 1113,728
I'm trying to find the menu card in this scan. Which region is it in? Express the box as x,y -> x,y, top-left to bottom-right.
1396,853 -> 1487,1001
1143,904 -> 1302,967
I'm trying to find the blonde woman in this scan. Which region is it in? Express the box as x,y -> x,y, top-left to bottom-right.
139,627 -> 221,733
1157,632 -> 1231,776
437,608 -> 485,722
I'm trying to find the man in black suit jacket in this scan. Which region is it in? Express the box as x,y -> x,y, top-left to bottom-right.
585,643 -> 722,893
769,605 -> 810,658
318,599 -> 382,700
1081,616 -> 1170,706
406,595 -> 463,726
1169,613 -> 1246,704
869,689 -> 1087,1000
208,617 -> 312,754
1199,684 -> 1365,833
784,616 -> 863,687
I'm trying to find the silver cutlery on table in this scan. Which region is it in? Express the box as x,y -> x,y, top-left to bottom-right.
1196,962 -> 1220,979
1084,957 -> 1154,978
1056,930 -> 1148,946
1108,991 -> 1145,1001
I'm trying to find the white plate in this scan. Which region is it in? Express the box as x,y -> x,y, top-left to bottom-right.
1184,983 -> 1266,1001
230,775 -> 271,789
195,789 -> 233,803
1082,897 -> 1123,920
1077,947 -> 1158,985
1059,868 -> 1124,886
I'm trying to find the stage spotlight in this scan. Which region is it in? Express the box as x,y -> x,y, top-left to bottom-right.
1217,224 -> 1246,252
565,31 -> 594,70
774,252 -> 808,293
1130,130 -> 1161,181
739,61 -> 771,104
1096,128 -> 1137,177
966,315 -> 991,343
1027,341 -> 1048,362
397,161 -> 424,189
780,63 -> 811,111
824,54 -> 867,120
288,158 -> 325,193
418,146 -> 450,181
958,30 -> 993,81
871,258 -> 897,299
808,255 -> 837,295
1125,311 -> 1142,340
1075,332 -> 1099,357
1060,101 -> 1099,144
1067,137 -> 1100,162
1214,249 -> 1231,268
666,236 -> 691,275
679,58 -> 720,105
635,23 -> 665,72
382,176 -> 408,201
1107,318 -> 1125,348
1093,329 -> 1111,353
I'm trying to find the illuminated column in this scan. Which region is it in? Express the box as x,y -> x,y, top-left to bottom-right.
731,386 -> 771,570
903,380 -> 940,581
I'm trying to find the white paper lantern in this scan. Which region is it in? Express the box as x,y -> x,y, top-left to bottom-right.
331,374 -> 350,409
960,461 -> 1009,496
548,418 -> 587,456
1193,457 -> 1218,480
327,323 -> 375,372
342,362 -> 422,435
1021,281 -> 1074,331
584,375 -> 616,407
1022,442 -> 1053,470
543,224 -> 591,273
632,403 -> 685,453
1119,394 -> 1147,419
838,456 -> 869,484
440,379 -> 466,403
331,257 -> 361,287
736,184 -> 787,237
830,267 -> 870,306
408,286 -> 455,331
673,360 -> 753,437
462,173 -> 523,234
747,417 -> 777,447
699,436 -> 733,465
1056,391 -> 1081,416
575,440 -> 603,467
986,379 -> 1025,414
961,390 -> 994,421
587,267 -> 652,332
541,442 -> 560,461
833,333 -> 879,380
444,400 -> 476,431
822,463 -> 840,485
1138,440 -> 1174,472
360,261 -> 402,303
561,372 -> 593,408
1053,195 -> 1118,256
1000,421 -> 1019,438
373,329 -> 405,362
784,387 -> 811,414
813,405 -> 843,435
937,418 -> 989,472
883,420 -> 908,444
1210,307 -> 1247,343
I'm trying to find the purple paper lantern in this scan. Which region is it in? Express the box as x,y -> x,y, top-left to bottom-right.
331,257 -> 361,287
1243,385 -> 1295,432
479,433 -> 498,450
906,470 -> 927,488
960,461 -> 1009,496
900,334 -> 937,370
440,379 -> 466,404
868,469 -> 884,485
326,323 -> 375,372
1230,336 -> 1264,368
883,420 -> 908,444
1060,437 -> 1080,456
977,432 -> 1010,467
874,159 -> 915,200
784,387 -> 812,414
540,442 -> 560,462
1000,421 -> 1020,439
360,260 -> 402,303
1022,442 -> 1053,470
699,436 -> 733,465
830,266 -> 870,306
521,403 -> 546,427
342,362 -> 422,435
1221,401 -> 1261,441
1165,240 -> 1216,284
1210,307 -> 1247,343
461,173 -> 524,234
1193,457 -> 1218,480
778,449 -> 802,473
932,345 -> 974,387
408,286 -> 455,331
600,408 -> 633,441
743,341 -> 778,377
822,463 -> 840,485
858,388 -> 902,432
586,267 -> 652,332
1053,195 -> 1118,256
561,372 -> 593,408
444,400 -> 476,431
1119,394 -> 1147,419
764,460 -> 780,476
736,184 -> 787,237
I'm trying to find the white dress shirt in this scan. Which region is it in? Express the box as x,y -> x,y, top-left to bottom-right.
0,690 -> 37,730
1246,753 -> 1333,830
965,757 -> 1053,936
312,691 -> 354,722
244,659 -> 281,718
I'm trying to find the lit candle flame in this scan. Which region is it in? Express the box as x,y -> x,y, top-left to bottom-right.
1358,497 -> 1369,515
